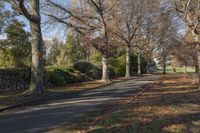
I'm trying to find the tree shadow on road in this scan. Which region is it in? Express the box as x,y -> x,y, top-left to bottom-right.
68,74 -> 200,133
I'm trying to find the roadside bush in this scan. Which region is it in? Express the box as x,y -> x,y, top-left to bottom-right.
46,71 -> 66,86
73,62 -> 101,79
110,54 -> 148,76
109,66 -> 116,78
45,67 -> 90,86
110,55 -> 126,76
73,61 -> 116,79
0,68 -> 30,91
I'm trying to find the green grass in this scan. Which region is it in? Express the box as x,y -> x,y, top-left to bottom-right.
158,66 -> 196,73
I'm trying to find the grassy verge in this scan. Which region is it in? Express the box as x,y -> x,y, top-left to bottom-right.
49,74 -> 200,133
158,66 -> 196,73
0,77 -> 131,110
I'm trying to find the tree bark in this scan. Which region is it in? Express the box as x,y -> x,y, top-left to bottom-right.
163,55 -> 166,74
146,53 -> 152,74
125,45 -> 131,78
196,52 -> 200,90
184,64 -> 187,73
147,60 -> 150,74
100,13 -> 110,82
196,44 -> 200,90
101,54 -> 109,82
137,54 -> 141,75
22,0 -> 44,94
195,65 -> 198,73
28,22 -> 44,94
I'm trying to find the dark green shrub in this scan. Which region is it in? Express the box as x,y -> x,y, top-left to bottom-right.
47,72 -> 66,86
110,55 -> 126,76
109,66 -> 116,77
110,54 -> 148,76
0,68 -> 31,90
0,66 -> 95,90
45,67 -> 81,86
73,62 -> 101,79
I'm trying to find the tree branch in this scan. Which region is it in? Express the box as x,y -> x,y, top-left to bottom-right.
18,0 -> 39,22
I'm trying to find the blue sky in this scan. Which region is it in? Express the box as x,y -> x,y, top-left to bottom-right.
0,15 -> 67,41
0,0 -> 186,41
0,1 -> 68,41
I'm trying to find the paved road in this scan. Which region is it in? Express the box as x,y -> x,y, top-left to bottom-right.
0,75 -> 161,133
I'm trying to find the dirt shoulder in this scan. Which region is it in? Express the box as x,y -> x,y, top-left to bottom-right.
52,74 -> 200,133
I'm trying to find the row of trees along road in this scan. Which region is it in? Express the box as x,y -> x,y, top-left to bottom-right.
175,0 -> 200,90
0,0 -> 188,94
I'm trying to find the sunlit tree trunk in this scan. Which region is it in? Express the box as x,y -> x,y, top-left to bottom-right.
19,0 -> 44,94
28,21 -> 44,94
101,13 -> 110,82
184,64 -> 187,73
102,54 -> 109,82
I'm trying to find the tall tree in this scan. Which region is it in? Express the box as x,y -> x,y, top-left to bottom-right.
156,7 -> 178,74
43,0 -> 117,82
8,0 -> 45,94
46,38 -> 61,65
111,0 -> 142,78
3,20 -> 31,67
175,0 -> 200,90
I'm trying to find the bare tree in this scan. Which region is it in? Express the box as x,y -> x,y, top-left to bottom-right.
175,39 -> 197,73
142,13 -> 161,73
175,0 -> 200,37
43,0 -> 117,82
8,0 -> 45,94
175,0 -> 200,89
130,0 -> 161,75
156,8 -> 178,74
110,0 -> 143,77
136,18 -> 159,74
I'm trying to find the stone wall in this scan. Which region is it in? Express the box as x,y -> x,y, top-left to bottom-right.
0,68 -> 30,91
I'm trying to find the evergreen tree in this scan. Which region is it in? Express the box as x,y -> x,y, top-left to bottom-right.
0,20 -> 31,67
56,32 -> 89,66
46,38 -> 61,65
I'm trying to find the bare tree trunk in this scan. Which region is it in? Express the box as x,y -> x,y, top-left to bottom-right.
125,45 -> 131,78
147,60 -> 150,74
137,54 -> 141,75
28,22 -> 44,94
21,0 -> 44,94
196,55 -> 200,90
184,64 -> 187,73
196,45 -> 200,90
163,55 -> 166,74
146,52 -> 152,74
101,14 -> 110,82
101,54 -> 109,82
195,65 -> 198,73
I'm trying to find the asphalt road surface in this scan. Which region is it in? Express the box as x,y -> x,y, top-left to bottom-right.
0,75 -> 161,133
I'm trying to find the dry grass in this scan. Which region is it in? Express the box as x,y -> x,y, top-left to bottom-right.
56,74 -> 200,133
